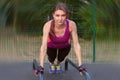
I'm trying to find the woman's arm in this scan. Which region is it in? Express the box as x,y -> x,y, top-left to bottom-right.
70,21 -> 82,66
39,21 -> 51,67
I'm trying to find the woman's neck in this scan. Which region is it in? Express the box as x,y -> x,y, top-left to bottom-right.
55,22 -> 66,29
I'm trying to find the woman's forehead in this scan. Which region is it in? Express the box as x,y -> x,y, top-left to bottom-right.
53,10 -> 66,14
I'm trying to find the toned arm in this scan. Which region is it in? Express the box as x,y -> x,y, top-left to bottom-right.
39,21 -> 51,67
70,20 -> 82,66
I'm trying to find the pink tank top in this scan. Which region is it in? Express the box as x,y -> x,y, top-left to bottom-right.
47,20 -> 70,48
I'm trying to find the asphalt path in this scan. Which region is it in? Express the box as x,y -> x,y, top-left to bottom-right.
0,62 -> 120,80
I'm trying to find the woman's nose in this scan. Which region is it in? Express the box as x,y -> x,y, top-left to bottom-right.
59,16 -> 62,20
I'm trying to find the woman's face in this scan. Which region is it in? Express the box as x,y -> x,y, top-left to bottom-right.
53,10 -> 67,26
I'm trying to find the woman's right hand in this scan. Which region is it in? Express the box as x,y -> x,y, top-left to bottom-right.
34,66 -> 44,76
78,65 -> 87,72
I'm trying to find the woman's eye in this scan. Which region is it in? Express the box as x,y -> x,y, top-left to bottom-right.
56,15 -> 60,17
62,14 -> 66,17
55,14 -> 66,17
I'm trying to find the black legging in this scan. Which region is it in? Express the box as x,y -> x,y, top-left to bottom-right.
47,45 -> 71,63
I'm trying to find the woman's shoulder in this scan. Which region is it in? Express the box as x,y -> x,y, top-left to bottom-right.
67,19 -> 76,28
43,20 -> 53,28
67,19 -> 76,26
43,20 -> 53,31
44,20 -> 53,25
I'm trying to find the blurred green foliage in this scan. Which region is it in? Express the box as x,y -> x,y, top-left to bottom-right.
0,0 -> 120,39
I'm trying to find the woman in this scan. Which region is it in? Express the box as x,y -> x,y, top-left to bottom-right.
35,2 -> 85,74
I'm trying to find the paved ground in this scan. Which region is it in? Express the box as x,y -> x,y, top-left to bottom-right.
0,62 -> 120,80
